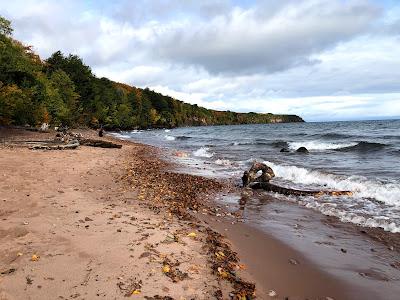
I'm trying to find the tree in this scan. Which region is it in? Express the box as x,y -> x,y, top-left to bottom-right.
0,16 -> 12,36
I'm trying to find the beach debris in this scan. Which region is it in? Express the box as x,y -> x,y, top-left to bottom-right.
161,258 -> 188,283
29,140 -> 80,150
26,276 -> 33,285
187,232 -> 197,238
79,138 -> 122,149
340,248 -> 347,253
1,268 -> 16,275
144,296 -> 174,300
268,290 -> 277,297
243,161 -> 353,197
117,278 -> 142,297
84,217 -> 93,221
31,254 -> 40,262
122,145 -> 255,298
288,258 -> 299,265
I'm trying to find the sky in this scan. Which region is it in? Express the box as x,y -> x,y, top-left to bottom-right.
1,0 -> 400,121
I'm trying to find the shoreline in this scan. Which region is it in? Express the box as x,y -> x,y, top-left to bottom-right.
1,127 -> 399,299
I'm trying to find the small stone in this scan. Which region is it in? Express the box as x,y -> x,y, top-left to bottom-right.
117,229 -> 121,232
289,258 -> 299,265
84,217 -> 93,222
340,248 -> 347,253
268,290 -> 277,297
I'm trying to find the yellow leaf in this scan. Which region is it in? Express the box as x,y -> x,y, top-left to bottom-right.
187,232 -> 197,238
31,254 -> 39,261
17,252 -> 23,256
131,290 -> 141,295
162,265 -> 170,273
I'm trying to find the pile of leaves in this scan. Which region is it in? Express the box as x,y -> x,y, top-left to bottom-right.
121,144 -> 256,299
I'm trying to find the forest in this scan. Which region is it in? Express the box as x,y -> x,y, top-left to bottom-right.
0,16 -> 303,130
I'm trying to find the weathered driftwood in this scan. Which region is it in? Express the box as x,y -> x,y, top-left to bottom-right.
79,138 -> 122,148
251,182 -> 352,197
29,140 -> 80,150
242,162 -> 275,187
243,162 -> 352,197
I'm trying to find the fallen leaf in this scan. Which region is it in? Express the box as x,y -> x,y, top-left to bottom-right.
31,254 -> 40,261
162,265 -> 170,273
187,232 -> 197,238
131,290 -> 141,295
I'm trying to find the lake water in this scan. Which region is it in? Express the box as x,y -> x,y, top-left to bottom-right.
111,119 -> 400,233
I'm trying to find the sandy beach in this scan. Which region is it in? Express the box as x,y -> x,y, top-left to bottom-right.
0,127 -> 399,300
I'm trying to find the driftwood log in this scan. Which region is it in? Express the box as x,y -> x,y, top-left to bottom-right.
29,140 -> 80,150
79,138 -> 122,148
243,162 -> 352,197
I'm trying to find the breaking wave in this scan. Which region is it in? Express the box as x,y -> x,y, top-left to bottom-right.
288,141 -> 357,151
335,141 -> 387,152
193,147 -> 214,158
264,161 -> 400,207
264,161 -> 400,232
165,135 -> 175,141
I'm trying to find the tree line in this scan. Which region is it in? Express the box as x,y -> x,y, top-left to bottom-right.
0,16 -> 303,129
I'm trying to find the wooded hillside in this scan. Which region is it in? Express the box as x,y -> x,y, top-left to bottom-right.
0,16 -> 304,129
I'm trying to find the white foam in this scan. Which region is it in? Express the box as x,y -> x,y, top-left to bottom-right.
111,133 -> 132,140
300,198 -> 400,233
264,161 -> 400,207
164,129 -> 170,132
193,147 -> 214,158
288,141 -> 357,151
165,135 -> 175,141
215,159 -> 232,166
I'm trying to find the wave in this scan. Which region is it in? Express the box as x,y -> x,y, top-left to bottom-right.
288,141 -> 357,151
264,161 -> 400,207
214,159 -> 233,166
165,135 -> 175,141
320,132 -> 355,139
264,161 -> 400,232
193,147 -> 214,158
110,133 -> 132,140
335,141 -> 387,152
176,135 -> 191,140
270,141 -> 289,148
300,199 -> 400,233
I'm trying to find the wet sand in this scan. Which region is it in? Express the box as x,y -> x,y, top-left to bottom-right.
1,127 -> 399,299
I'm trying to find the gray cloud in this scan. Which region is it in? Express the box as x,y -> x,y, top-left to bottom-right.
153,0 -> 381,74
1,0 -> 399,121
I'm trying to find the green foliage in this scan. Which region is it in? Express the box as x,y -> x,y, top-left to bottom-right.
0,15 -> 304,129
0,16 -> 12,36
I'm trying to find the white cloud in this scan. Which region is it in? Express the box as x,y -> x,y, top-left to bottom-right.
1,0 -> 399,121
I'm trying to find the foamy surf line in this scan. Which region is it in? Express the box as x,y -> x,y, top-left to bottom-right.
264,161 -> 400,206
193,147 -> 214,158
263,161 -> 400,233
288,141 -> 357,150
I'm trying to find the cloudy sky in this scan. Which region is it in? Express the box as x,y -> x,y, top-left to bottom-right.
1,0 -> 400,121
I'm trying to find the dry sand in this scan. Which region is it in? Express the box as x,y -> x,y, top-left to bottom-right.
0,128 -> 231,299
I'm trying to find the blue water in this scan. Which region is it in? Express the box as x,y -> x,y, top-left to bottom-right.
111,120 -> 400,232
